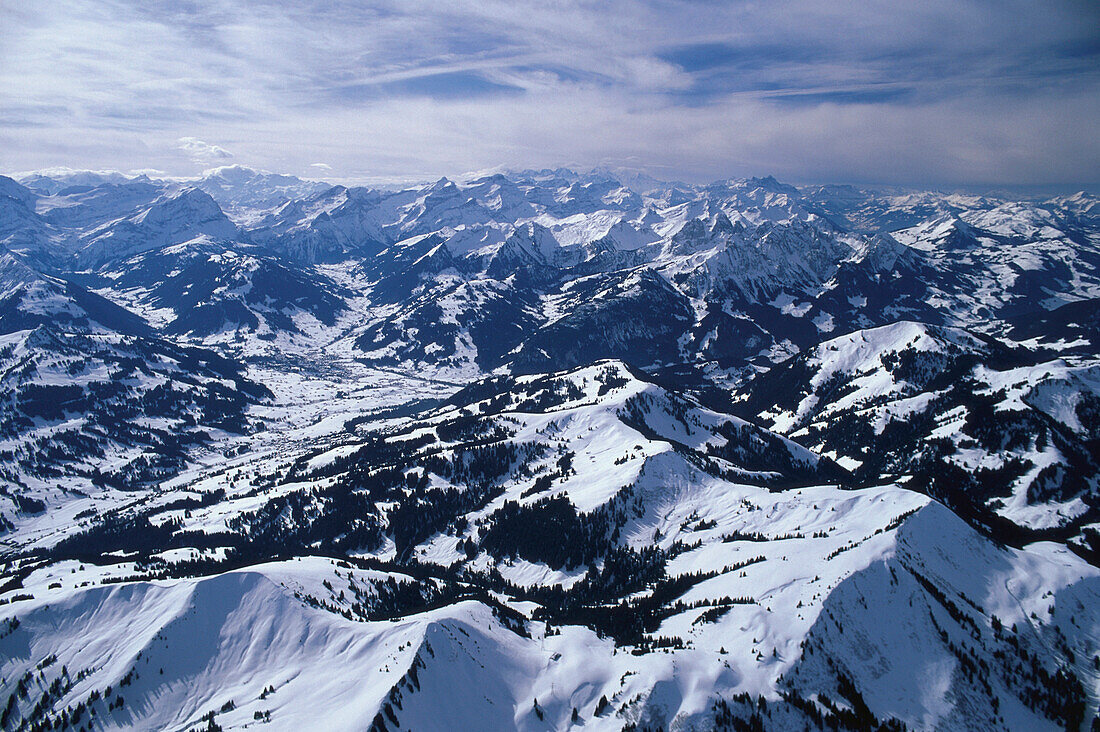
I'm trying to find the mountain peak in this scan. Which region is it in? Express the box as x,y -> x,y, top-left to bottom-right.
138,187 -> 228,224
710,212 -> 742,236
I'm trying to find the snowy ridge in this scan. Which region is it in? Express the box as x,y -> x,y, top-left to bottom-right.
3,492 -> 1096,729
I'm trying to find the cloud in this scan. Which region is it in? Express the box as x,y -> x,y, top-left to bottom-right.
309,163 -> 332,171
1,0 -> 1097,188
176,137 -> 234,166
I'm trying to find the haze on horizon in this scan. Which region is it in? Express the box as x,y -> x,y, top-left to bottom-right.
1,0 -> 1098,190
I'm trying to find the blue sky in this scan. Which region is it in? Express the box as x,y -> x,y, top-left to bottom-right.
1,0 -> 1097,188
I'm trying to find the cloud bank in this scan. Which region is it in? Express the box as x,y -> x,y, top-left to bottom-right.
1,0 -> 1097,188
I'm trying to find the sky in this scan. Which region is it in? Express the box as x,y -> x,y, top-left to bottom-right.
1,0 -> 1098,188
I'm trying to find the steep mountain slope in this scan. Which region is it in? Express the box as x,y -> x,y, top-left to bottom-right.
507,269 -> 696,373
893,211 -> 1100,324
1007,297 -> 1100,354
0,178 -> 61,267
0,253 -> 148,337
355,276 -> 539,373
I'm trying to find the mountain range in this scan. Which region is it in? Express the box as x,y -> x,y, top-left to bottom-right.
0,165 -> 1097,731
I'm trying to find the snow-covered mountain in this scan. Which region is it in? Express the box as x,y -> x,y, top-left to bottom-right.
2,361 -> 1096,731
0,252 -> 270,526
78,237 -> 349,340
73,188 -> 239,269
1,168 -> 1098,730
10,167 -> 1099,367
734,321 -> 1100,551
193,166 -> 331,222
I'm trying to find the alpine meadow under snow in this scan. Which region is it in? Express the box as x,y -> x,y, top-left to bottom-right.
0,166 -> 1099,731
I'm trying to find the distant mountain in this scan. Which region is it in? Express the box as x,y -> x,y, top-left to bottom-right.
0,177 -> 60,266
249,184 -> 389,263
194,165 -> 331,217
74,188 -> 239,268
16,168 -> 140,196
37,178 -> 165,231
81,237 -> 349,339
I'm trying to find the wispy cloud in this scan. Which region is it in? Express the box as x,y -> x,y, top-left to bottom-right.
1,0 -> 1097,187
